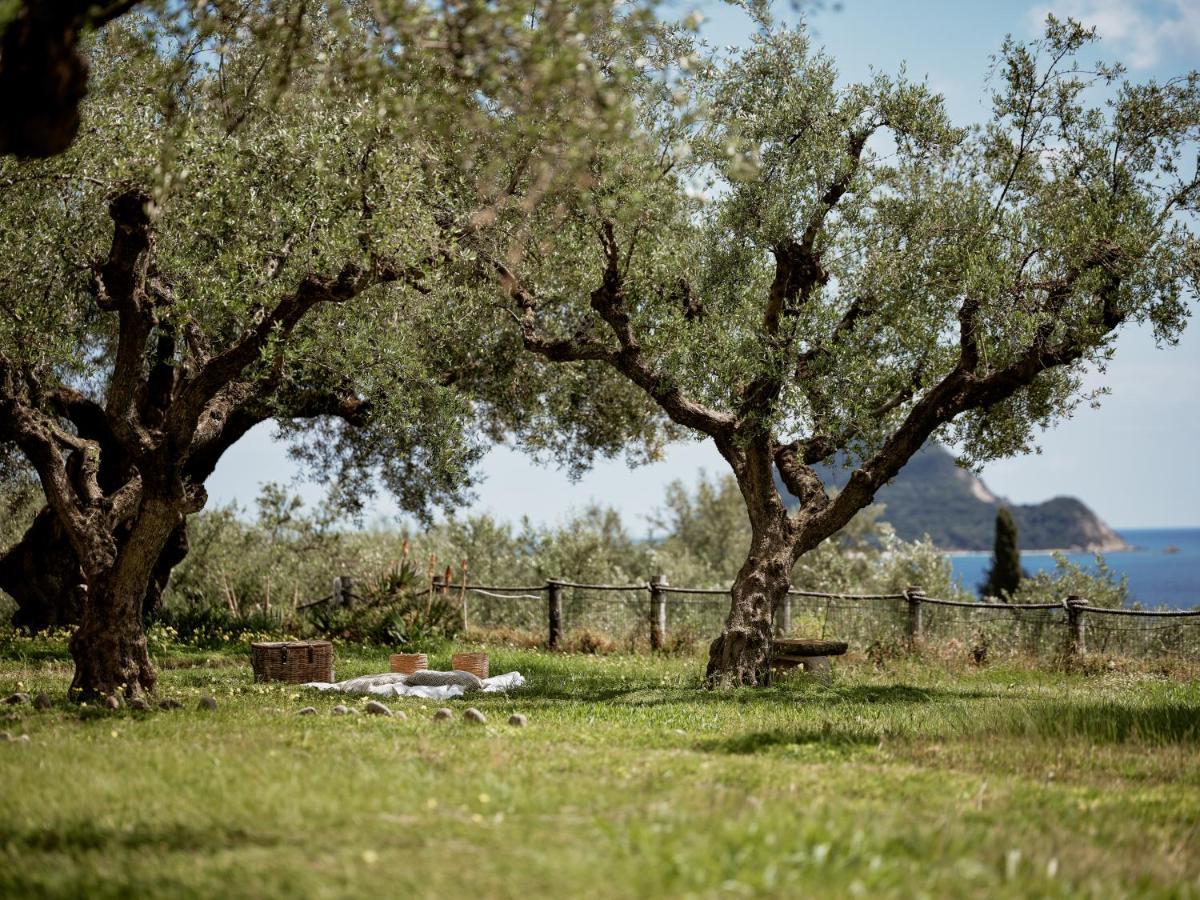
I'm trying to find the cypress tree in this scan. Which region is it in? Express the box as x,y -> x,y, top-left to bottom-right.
980,507 -> 1022,600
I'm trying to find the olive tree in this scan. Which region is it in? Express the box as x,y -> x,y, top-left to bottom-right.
452,17 -> 1198,684
0,2 -> 660,698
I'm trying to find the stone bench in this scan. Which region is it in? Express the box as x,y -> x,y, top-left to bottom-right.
770,638 -> 849,681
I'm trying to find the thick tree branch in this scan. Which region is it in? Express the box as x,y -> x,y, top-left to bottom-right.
0,0 -> 142,158
92,188 -> 162,450
165,260 -> 398,449
496,226 -> 736,439
185,380 -> 370,482
795,252 -> 1126,555
742,130 -> 875,428
0,359 -> 95,561
958,295 -> 981,372
763,128 -> 871,335
45,387 -> 112,444
773,441 -> 829,511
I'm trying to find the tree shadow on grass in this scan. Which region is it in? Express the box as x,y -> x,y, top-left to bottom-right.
990,700 -> 1200,746
0,821 -> 278,854
697,726 -> 883,755
828,684 -> 1003,704
507,679 -> 1005,708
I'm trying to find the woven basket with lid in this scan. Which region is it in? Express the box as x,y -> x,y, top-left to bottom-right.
251,641 -> 333,684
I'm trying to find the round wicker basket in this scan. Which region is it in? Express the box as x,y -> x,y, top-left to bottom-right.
389,652 -> 429,674
251,641 -> 333,684
452,652 -> 489,680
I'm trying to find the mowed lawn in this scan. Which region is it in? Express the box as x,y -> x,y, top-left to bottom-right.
1,638 -> 1198,899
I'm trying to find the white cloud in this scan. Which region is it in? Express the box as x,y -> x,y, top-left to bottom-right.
1026,0 -> 1200,69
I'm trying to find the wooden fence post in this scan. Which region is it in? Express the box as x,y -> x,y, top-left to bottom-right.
547,579 -> 563,650
776,593 -> 793,637
904,585 -> 925,647
459,560 -> 469,633
332,575 -> 354,608
649,574 -> 668,650
1066,595 -> 1088,656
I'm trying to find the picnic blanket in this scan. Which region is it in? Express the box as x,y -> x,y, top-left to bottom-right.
303,670 -> 526,700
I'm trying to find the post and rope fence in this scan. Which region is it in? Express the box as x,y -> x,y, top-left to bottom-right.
295,571 -> 1200,662
547,579 -> 564,650
904,585 -> 925,648
1066,595 -> 1088,656
649,574 -> 668,650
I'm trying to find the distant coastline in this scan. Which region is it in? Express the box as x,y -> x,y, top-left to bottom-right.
943,542 -> 1129,557
942,531 -> 1191,557
945,549 -> 1102,558
946,528 -> 1200,610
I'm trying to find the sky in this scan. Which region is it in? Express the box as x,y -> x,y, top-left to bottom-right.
207,0 -> 1200,533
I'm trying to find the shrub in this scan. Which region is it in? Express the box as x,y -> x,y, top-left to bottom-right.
1010,553 -> 1130,609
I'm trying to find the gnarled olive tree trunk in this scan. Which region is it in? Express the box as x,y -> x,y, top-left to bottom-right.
704,441 -> 798,687
0,506 -> 187,631
68,496 -> 187,699
704,538 -> 792,687
0,507 -> 84,629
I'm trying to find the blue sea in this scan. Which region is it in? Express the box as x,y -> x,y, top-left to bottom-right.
948,528 -> 1200,610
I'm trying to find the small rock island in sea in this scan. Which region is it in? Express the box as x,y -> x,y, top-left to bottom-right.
779,443 -> 1129,553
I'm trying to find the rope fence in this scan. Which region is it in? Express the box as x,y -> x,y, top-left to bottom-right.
300,574 -> 1200,662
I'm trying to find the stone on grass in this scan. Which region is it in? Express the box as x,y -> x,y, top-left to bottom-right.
33,693 -> 51,710
159,697 -> 183,710
432,708 -> 453,721
0,730 -> 10,741
15,734 -> 29,743
507,714 -> 527,727
365,700 -> 391,717
103,695 -> 121,710
331,704 -> 352,716
463,708 -> 487,724
298,706 -> 318,716
198,696 -> 218,711
128,697 -> 148,711
3,693 -> 30,705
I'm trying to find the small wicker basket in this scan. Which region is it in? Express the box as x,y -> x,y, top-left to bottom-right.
452,652 -> 489,680
251,641 -> 333,684
389,652 -> 429,674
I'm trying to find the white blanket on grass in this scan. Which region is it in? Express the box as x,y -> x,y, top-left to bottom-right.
303,670 -> 526,700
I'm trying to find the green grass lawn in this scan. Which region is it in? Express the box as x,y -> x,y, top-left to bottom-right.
1,638 -> 1198,899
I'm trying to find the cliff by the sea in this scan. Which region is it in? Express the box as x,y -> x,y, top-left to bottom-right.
779,444 -> 1129,553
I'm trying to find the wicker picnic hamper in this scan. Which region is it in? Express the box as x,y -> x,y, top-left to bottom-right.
451,652 -> 488,680
389,652 -> 429,674
251,641 -> 333,684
